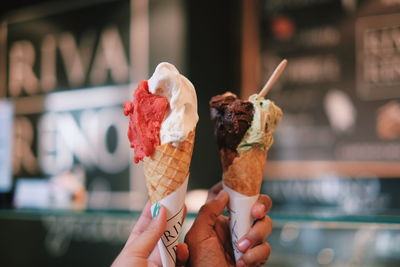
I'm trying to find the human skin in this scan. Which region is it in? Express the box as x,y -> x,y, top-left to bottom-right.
113,182 -> 272,267
185,182 -> 273,267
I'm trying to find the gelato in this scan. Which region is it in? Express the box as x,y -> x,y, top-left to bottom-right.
237,94 -> 282,153
210,92 -> 282,174
123,80 -> 168,163
148,62 -> 198,145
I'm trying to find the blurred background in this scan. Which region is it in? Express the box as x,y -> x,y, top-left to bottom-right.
1,0 -> 400,266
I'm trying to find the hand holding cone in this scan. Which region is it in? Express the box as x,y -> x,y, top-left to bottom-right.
210,59 -> 286,261
124,62 -> 198,267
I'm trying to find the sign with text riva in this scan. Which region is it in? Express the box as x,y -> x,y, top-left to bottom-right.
0,0 -> 148,209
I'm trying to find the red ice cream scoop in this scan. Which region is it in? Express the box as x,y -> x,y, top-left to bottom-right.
123,80 -> 168,163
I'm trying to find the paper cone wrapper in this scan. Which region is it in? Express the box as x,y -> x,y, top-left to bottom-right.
223,183 -> 258,261
144,130 -> 194,267
151,176 -> 188,267
221,147 -> 266,262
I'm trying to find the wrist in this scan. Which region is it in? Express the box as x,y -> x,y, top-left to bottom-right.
187,238 -> 229,267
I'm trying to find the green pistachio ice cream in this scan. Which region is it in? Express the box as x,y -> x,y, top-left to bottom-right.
237,94 -> 282,153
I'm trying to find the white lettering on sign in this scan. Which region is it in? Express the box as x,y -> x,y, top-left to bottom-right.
13,116 -> 38,174
9,41 -> 40,96
59,31 -> 95,87
41,35 -> 57,92
90,27 -> 129,85
364,27 -> 400,85
356,13 -> 400,100
298,26 -> 340,47
96,108 -> 129,173
38,107 -> 129,175
284,55 -> 341,84
381,0 -> 400,6
42,214 -> 134,256
8,25 -> 129,97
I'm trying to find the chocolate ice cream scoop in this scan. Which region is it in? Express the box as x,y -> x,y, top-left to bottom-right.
210,92 -> 254,168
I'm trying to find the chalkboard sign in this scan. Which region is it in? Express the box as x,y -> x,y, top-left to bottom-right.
260,0 -> 400,179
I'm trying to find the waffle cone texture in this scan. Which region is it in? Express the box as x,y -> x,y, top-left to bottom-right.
222,147 -> 267,196
143,131 -> 195,204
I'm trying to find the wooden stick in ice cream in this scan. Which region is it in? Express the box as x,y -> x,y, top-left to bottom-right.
258,59 -> 288,98
210,59 -> 287,197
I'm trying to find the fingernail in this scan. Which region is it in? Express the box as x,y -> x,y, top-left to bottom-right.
152,202 -> 160,218
237,239 -> 251,251
237,259 -> 245,267
216,190 -> 226,200
256,203 -> 265,215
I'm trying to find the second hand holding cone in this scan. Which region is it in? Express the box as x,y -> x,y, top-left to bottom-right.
210,60 -> 286,261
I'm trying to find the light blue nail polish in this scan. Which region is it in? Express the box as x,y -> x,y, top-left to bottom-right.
152,202 -> 160,218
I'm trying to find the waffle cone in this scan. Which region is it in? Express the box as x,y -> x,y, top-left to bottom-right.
222,147 -> 267,196
143,131 -> 195,204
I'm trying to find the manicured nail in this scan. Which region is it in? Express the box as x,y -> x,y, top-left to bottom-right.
255,203 -> 265,216
237,259 -> 245,267
237,239 -> 251,251
152,202 -> 160,218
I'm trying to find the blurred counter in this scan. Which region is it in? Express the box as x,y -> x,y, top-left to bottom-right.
1,208 -> 399,266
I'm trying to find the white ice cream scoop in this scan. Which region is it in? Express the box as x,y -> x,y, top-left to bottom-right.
148,62 -> 198,145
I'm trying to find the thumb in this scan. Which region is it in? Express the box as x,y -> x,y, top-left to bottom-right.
196,190 -> 229,228
176,242 -> 189,266
130,205 -> 167,258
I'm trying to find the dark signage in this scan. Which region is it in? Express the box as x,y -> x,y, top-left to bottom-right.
0,0 -> 146,208
261,0 -> 400,179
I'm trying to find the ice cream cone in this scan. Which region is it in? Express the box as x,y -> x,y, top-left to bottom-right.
222,144 -> 267,197
219,141 -> 268,262
143,130 -> 196,204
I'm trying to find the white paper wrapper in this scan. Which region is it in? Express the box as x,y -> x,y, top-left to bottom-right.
151,176 -> 188,267
223,183 -> 259,261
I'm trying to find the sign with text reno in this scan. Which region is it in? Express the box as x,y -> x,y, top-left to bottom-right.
0,0 -> 148,207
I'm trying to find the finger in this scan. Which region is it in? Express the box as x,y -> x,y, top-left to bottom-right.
197,190 -> 229,227
237,216 -> 272,253
215,216 -> 234,256
126,202 -> 153,245
186,190 -> 229,245
206,181 -> 223,202
237,242 -> 271,267
251,195 -> 272,219
148,246 -> 161,266
129,205 -> 167,258
176,243 -> 189,266
182,205 -> 187,224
